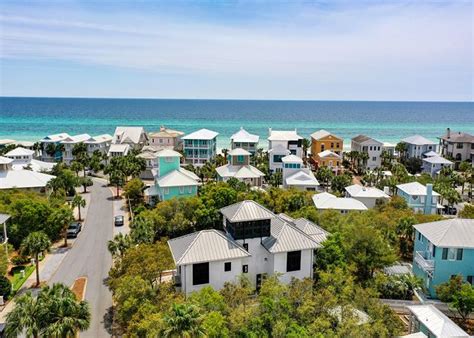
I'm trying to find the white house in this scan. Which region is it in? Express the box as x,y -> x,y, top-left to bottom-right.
344,184 -> 390,208
422,156 -> 453,177
107,144 -> 130,158
112,126 -> 148,149
148,126 -> 184,151
401,135 -> 437,159
182,129 -> 219,167
312,192 -> 368,214
61,134 -> 92,164
168,200 -> 326,294
351,135 -> 383,170
40,133 -> 70,162
230,128 -> 259,155
5,147 -> 54,173
268,129 -> 303,173
438,128 -> 474,166
216,148 -> 264,186
84,134 -> 112,158
281,155 -> 319,191
0,156 -> 55,192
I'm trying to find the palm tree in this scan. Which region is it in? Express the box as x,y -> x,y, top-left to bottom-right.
5,283 -> 91,338
163,303 -> 205,338
20,231 -> 51,287
45,143 -> 57,158
302,138 -> 311,162
395,142 -> 407,161
108,233 -> 133,259
316,166 -> 334,191
32,142 -> 42,158
71,194 -> 86,221
70,161 -> 83,177
49,207 -> 74,247
459,161 -> 471,195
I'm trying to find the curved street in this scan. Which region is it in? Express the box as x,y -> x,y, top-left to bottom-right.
49,179 -> 114,337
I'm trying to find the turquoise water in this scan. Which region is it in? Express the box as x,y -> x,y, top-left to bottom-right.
0,97 -> 472,149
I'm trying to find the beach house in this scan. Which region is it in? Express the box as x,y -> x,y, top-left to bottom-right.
4,147 -> 54,173
40,133 -> 70,162
144,149 -> 200,203
438,128 -> 474,167
422,155 -> 453,177
84,134 -> 113,159
344,184 -> 390,208
215,148 -> 264,186
112,126 -> 148,150
148,126 -> 184,151
401,135 -> 437,159
405,304 -> 468,337
310,130 -> 343,172
351,135 -> 383,170
230,128 -> 259,155
168,200 -> 326,294
61,134 -> 92,164
281,154 -> 320,191
312,192 -> 368,214
268,129 -> 303,173
0,156 -> 55,192
182,129 -> 219,167
412,219 -> 474,298
396,182 -> 441,215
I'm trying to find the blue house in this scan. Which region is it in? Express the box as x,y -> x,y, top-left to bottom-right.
145,149 -> 200,203
182,129 -> 219,167
401,135 -> 437,159
396,182 -> 442,215
412,219 -> 474,298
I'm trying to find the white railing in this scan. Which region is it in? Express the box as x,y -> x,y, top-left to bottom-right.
415,251 -> 435,275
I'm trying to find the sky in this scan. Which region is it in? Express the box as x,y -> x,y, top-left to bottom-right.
0,0 -> 472,101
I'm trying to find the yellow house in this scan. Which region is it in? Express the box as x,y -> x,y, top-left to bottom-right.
310,130 -> 343,171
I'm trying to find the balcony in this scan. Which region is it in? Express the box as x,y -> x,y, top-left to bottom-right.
415,251 -> 435,276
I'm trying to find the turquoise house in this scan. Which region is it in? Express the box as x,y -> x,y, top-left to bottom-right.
396,182 -> 442,215
145,149 -> 200,203
182,129 -> 219,167
406,304 -> 468,337
412,219 -> 474,298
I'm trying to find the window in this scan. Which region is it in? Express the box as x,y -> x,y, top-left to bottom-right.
224,262 -> 231,272
237,155 -> 244,163
331,142 -> 334,148
468,276 -> 473,285
321,144 -> 325,152
443,248 -> 457,260
377,146 -> 381,151
286,250 -> 301,272
179,187 -> 184,194
372,157 -> 377,161
163,187 -> 169,195
188,186 -> 193,193
336,143 -> 339,148
159,139 -> 163,143
456,248 -> 463,260
456,143 -> 463,149
242,265 -> 248,273
165,157 -> 173,162
192,262 -> 209,285
273,155 -> 284,163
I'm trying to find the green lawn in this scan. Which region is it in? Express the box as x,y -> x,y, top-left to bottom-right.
10,264 -> 35,293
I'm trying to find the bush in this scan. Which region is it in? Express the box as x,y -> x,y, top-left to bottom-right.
0,275 -> 12,299
11,255 -> 30,266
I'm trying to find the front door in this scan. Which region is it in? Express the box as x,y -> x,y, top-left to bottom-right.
256,274 -> 262,292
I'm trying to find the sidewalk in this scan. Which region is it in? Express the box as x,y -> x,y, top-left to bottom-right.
0,188 -> 92,322
112,192 -> 131,237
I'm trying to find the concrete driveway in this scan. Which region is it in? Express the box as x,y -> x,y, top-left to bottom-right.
49,179 -> 114,337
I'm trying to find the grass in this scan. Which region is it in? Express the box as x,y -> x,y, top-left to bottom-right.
10,264 -> 36,293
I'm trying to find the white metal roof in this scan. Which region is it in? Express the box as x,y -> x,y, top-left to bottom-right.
5,147 -> 34,157
293,218 -> 329,244
268,129 -> 302,141
413,219 -> 474,248
396,182 -> 440,196
402,135 -> 437,146
310,129 -> 331,140
156,149 -> 182,158
168,229 -> 250,265
156,169 -> 200,188
0,214 -> 10,224
268,144 -> 291,155
61,134 -> 91,143
41,133 -> 70,142
220,200 -> 275,222
318,150 -> 341,159
0,156 -> 14,165
216,164 -> 264,179
108,144 -> 130,154
179,167 -> 200,181
281,154 -> 303,163
262,217 -> 320,253
228,148 -> 251,156
423,151 -> 439,157
149,126 -> 184,138
113,127 -> 146,144
0,169 -> 55,189
285,170 -> 320,187
86,134 -> 113,143
12,159 -> 55,173
422,156 -> 453,165
345,184 -> 390,199
181,128 -> 219,140
231,128 -> 259,143
312,192 -> 368,211
407,305 -> 468,337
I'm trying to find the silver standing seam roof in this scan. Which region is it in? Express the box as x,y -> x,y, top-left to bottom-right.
220,200 -> 275,222
0,214 -> 10,224
413,219 -> 474,248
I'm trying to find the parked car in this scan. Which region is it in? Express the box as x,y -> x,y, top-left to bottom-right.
114,215 -> 124,227
67,222 -> 82,238
443,206 -> 457,215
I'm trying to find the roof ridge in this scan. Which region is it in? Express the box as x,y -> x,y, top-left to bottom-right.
175,231 -> 204,265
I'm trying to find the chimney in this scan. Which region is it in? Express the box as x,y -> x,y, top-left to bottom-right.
425,184 -> 433,214
447,128 -> 451,139
268,128 -> 272,136
383,186 -> 390,195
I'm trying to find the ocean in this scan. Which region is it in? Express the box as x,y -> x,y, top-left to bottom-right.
0,97 -> 473,150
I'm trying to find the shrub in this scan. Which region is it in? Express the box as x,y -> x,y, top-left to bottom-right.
0,275 -> 12,299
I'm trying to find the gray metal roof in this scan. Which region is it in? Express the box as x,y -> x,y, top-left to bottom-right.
220,200 -> 275,222
0,214 -> 10,224
168,229 -> 250,265
413,219 -> 474,248
262,217 -> 320,253
293,218 -> 329,244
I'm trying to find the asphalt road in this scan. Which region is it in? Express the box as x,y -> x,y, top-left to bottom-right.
49,179 -> 114,337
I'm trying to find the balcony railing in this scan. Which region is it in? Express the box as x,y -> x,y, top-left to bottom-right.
415,251 -> 435,276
